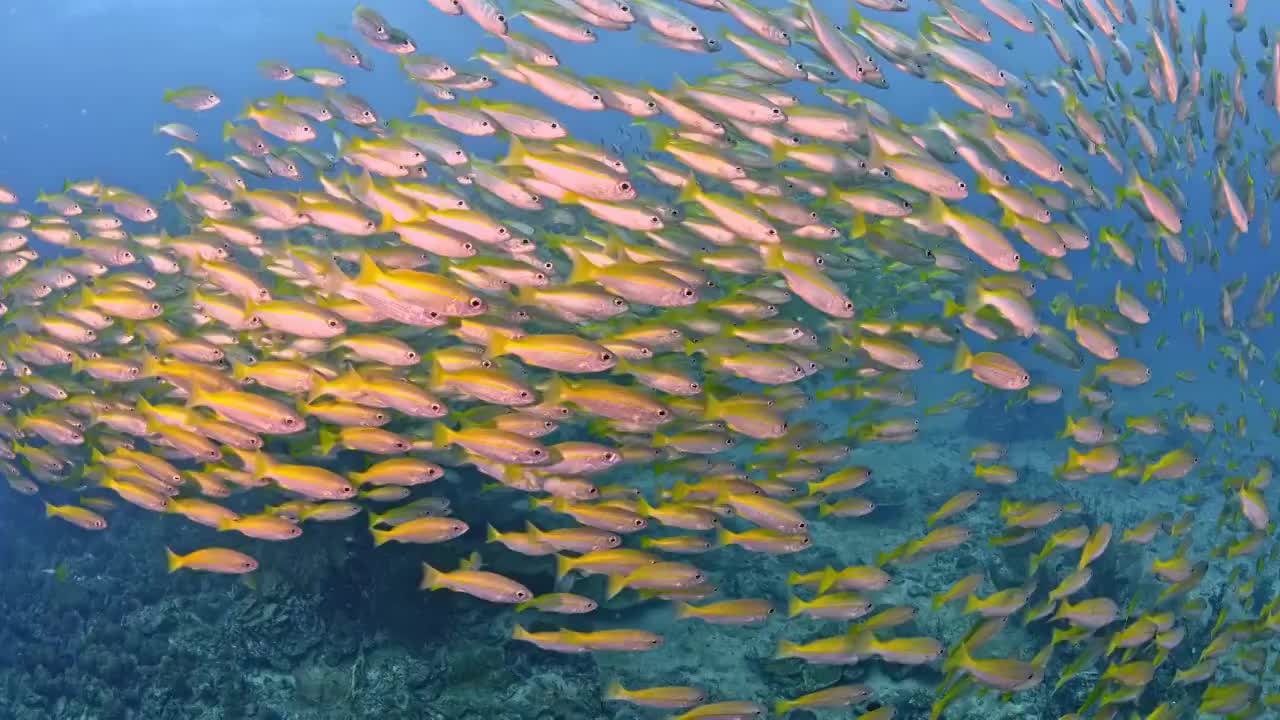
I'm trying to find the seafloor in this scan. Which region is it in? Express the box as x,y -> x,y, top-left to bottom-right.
0,390 -> 1242,720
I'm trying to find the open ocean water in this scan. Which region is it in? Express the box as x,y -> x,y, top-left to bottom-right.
2,0 -> 1280,718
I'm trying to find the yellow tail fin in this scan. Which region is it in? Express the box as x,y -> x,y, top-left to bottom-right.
165,547 -> 184,573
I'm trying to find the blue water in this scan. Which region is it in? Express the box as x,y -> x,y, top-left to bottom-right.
3,0 -> 1280,718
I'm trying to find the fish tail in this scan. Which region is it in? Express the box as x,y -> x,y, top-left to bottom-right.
768,141 -> 789,165
673,602 -> 692,620
604,573 -> 628,600
485,525 -> 501,544
714,528 -> 733,547
563,248 -> 596,285
499,136 -> 529,167
774,640 -> 798,659
554,554 -> 573,581
165,547 -> 184,573
846,629 -> 874,654
370,526 -> 390,547
845,6 -> 862,29
670,481 -> 692,501
354,252 -> 385,288
524,521 -> 544,542
787,595 -> 804,618
645,123 -> 673,149
484,332 -> 510,359
675,174 -> 702,204
303,373 -> 330,403
760,244 -> 786,272
950,341 -> 972,373
941,641 -> 969,675
317,427 -> 340,456
1054,415 -> 1075,438
774,700 -> 794,716
43,502 -> 56,518
603,680 -> 626,701
850,211 -> 868,240
924,194 -> 948,226
1028,548 -> 1046,574
419,562 -> 442,590
816,567 -> 838,594
541,374 -> 567,406
431,423 -> 452,450
250,451 -> 274,482
379,210 -> 407,234
511,624 -> 531,641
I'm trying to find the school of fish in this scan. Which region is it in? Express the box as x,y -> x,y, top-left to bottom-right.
7,0 -> 1280,717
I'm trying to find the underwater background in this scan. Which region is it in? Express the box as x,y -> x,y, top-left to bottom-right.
4,0 -> 1280,718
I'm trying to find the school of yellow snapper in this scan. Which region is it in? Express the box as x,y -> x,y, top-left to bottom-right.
7,0 -> 1280,716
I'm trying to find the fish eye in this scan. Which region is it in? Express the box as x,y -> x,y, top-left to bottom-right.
600,352 -> 613,361
532,448 -> 544,456
429,403 -> 442,413
650,216 -> 661,225
682,288 -> 695,297
645,100 -> 656,109
497,13 -> 506,21
619,181 -> 631,191
327,319 -> 339,327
